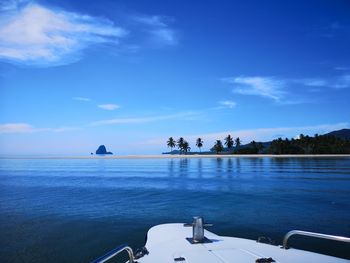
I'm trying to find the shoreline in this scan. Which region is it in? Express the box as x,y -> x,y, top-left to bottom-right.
1,154 -> 350,159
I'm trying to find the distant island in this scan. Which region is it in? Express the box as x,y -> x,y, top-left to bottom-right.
164,129 -> 350,155
96,145 -> 113,155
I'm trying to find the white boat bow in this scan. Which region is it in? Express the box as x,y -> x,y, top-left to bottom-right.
91,217 -> 350,263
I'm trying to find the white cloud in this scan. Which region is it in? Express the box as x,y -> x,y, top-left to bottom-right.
0,123 -> 78,134
133,15 -> 167,27
297,75 -> 350,89
298,78 -> 327,87
133,15 -> 178,46
331,74 -> 350,89
328,22 -> 340,30
222,76 -> 285,102
73,97 -> 91,102
0,2 -> 127,65
335,66 -> 350,71
98,104 -> 120,110
91,111 -> 198,126
50,127 -> 79,132
0,123 -> 37,133
222,74 -> 350,104
219,100 -> 236,108
150,28 -> 177,45
0,0 -> 27,11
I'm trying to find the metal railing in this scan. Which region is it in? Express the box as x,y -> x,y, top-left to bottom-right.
91,244 -> 135,263
283,230 -> 350,249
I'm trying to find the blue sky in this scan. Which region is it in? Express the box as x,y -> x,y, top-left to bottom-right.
0,0 -> 350,155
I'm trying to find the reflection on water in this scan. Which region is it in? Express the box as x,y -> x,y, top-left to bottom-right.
197,158 -> 203,178
215,158 -> 223,177
179,158 -> 189,177
167,159 -> 175,177
166,157 -> 247,179
226,158 -> 233,176
0,157 -> 350,262
236,157 -> 241,174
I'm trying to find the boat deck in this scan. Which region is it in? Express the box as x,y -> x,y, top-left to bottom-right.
138,223 -> 348,263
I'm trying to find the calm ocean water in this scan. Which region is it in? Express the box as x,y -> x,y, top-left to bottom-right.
0,157 -> 350,262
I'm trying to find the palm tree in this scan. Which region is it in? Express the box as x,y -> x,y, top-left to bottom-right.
212,140 -> 224,154
235,137 -> 241,148
196,138 -> 203,152
182,141 -> 191,154
167,137 -> 176,153
224,135 -> 234,150
177,137 -> 185,154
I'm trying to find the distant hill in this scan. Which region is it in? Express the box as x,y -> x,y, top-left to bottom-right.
325,129 -> 350,140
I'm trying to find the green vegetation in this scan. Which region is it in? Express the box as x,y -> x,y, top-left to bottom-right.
224,135 -> 234,150
235,137 -> 241,149
268,134 -> 350,154
177,137 -> 185,152
182,141 -> 191,153
212,140 -> 224,154
196,138 -> 203,152
166,130 -> 350,155
175,137 -> 191,154
167,137 -> 176,152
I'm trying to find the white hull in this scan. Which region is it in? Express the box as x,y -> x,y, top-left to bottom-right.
138,223 -> 348,263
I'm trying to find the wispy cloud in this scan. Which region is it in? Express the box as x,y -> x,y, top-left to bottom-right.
0,2 -> 127,66
222,76 -> 286,102
319,21 -> 346,38
0,123 -> 78,134
50,127 -> 78,132
98,104 -> 120,110
297,75 -> 350,89
0,123 -> 38,133
74,99 -> 120,110
150,28 -> 177,46
73,97 -> 91,102
331,74 -> 350,89
222,74 -> 350,104
0,0 -> 27,11
133,15 -> 167,27
335,66 -> 350,71
327,22 -> 340,30
218,100 -> 236,108
90,111 -> 198,126
305,21 -> 348,39
297,78 -> 327,87
132,15 -> 178,46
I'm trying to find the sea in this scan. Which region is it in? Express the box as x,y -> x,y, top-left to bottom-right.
0,156 -> 349,262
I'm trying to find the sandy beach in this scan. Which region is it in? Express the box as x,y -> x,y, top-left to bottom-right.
2,154 -> 350,159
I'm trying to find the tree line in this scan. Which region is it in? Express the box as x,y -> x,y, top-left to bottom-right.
167,135 -> 256,154
166,133 -> 350,154
267,134 -> 350,154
